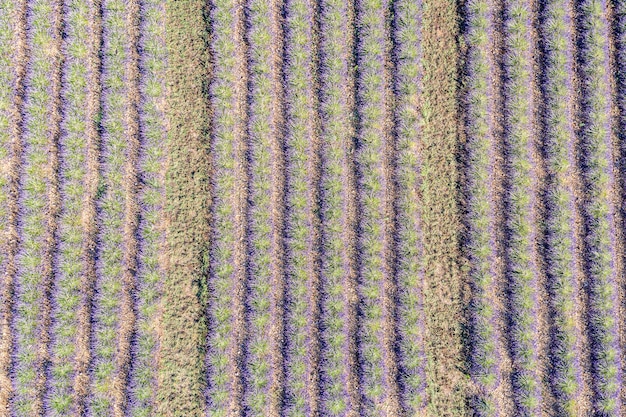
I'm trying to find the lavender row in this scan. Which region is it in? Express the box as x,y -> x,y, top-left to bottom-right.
539,0 -> 585,413
243,0 -> 285,414
90,0 -> 128,413
282,0 -> 322,413
501,0 -> 543,413
391,0 -> 427,413
576,0 -> 621,413
354,0 -> 398,414
0,0 -> 23,412
205,0 -> 248,413
464,0 -> 505,413
317,0 -> 360,414
128,0 -> 167,414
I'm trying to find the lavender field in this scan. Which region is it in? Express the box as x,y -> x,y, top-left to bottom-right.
1,0 -> 626,416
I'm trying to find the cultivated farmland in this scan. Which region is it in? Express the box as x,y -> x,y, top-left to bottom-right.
1,0 -> 626,416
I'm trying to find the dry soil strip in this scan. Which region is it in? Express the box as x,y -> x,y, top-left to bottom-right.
0,1 -> 27,415
72,0 -> 102,413
33,0 -> 64,414
112,0 -> 141,415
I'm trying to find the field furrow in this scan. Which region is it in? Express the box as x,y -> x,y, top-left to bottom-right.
129,0 -> 167,415
206,0 -> 248,414
317,0 -> 359,415
501,0 -> 543,413
13,1 -> 62,415
390,0 -> 427,413
539,0 -> 588,413
354,0 -> 398,414
282,0 -> 322,414
243,0 -> 286,414
464,0 -> 508,413
0,0 -> 27,414
112,0 -> 141,415
576,0 -> 621,414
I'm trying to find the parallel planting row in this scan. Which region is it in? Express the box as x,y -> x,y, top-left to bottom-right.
0,0 -> 166,415
464,0 -> 626,415
161,0 -> 463,416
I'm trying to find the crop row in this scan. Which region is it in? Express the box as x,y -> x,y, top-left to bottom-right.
282,0 -> 322,414
540,0 -> 585,413
464,0 -> 506,413
244,0 -> 286,414
354,0 -> 398,414
391,0 -> 427,414
501,0 -> 543,413
129,0 -> 167,415
205,0 -> 248,414
577,0 -> 621,414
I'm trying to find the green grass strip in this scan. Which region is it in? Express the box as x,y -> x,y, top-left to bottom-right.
156,1 -> 211,416
421,0 -> 466,414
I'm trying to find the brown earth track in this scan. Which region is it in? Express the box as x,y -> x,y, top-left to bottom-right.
379,0 -> 400,413
342,1 -> 360,414
73,0 -> 103,413
230,0 -> 249,415
0,1 -> 27,415
113,0 -> 141,415
606,1 -> 626,411
33,0 -> 65,415
266,0 -> 287,413
0,0 -> 26,410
